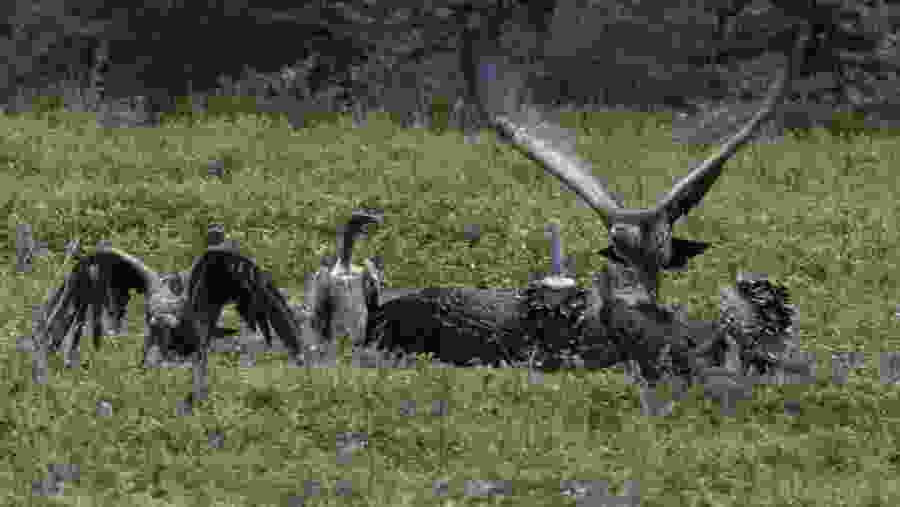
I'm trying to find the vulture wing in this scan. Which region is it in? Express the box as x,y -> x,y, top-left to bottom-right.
35,247 -> 158,359
183,245 -> 303,357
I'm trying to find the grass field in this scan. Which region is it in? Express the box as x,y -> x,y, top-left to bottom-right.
3,106 -> 900,506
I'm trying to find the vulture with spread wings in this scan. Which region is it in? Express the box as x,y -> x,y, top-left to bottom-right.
358,20 -> 814,414
469,22 -> 809,301
29,240 -> 306,402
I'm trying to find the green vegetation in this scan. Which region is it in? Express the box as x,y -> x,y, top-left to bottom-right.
2,104 -> 900,506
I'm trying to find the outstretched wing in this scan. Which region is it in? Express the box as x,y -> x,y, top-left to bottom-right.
655,27 -> 810,227
183,245 -> 303,356
364,287 -> 527,367
472,52 -> 625,222
36,248 -> 158,352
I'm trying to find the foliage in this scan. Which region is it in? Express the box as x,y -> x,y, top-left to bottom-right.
2,106 -> 900,505
6,0 -> 900,147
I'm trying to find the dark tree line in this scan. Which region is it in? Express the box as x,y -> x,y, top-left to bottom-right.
3,0 -> 900,131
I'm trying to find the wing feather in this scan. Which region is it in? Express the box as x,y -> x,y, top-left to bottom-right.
364,288 -> 524,366
36,249 -> 157,353
184,247 -> 303,356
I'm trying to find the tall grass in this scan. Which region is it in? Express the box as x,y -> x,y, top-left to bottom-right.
3,102 -> 900,506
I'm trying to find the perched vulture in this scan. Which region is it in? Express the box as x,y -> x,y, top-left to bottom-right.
357,24 -> 814,414
299,208 -> 386,363
365,265 -> 808,414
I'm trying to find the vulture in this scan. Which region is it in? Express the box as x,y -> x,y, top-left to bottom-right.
356,23 -> 814,414
364,263 -> 807,414
28,237 -> 306,404
470,23 -> 810,301
299,208 -> 386,363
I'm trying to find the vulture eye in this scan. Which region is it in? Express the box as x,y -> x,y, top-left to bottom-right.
162,274 -> 184,294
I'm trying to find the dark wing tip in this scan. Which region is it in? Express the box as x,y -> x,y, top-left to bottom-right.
666,238 -> 712,270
